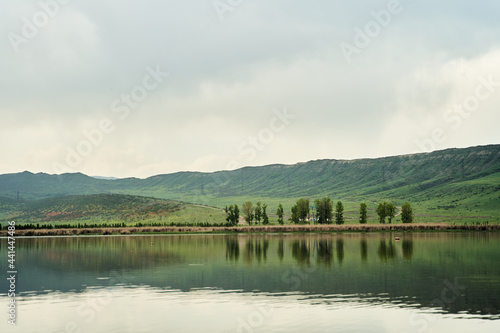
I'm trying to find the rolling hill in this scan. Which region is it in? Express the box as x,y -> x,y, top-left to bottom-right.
1,144 -> 499,224
0,193 -> 225,225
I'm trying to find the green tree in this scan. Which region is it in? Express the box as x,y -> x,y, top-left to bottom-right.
376,202 -> 387,224
296,198 -> 310,223
276,204 -> 284,225
314,199 -> 322,224
386,202 -> 397,224
254,202 -> 262,224
325,199 -> 333,223
242,201 -> 254,225
401,202 -> 413,223
290,204 -> 300,224
315,198 -> 333,224
376,201 -> 396,223
262,204 -> 269,225
224,205 -> 231,225
335,201 -> 344,225
234,205 -> 240,225
224,205 -> 239,226
359,203 -> 367,224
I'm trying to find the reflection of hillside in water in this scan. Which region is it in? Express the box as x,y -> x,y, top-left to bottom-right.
3,233 -> 498,317
221,233 -> 498,317
20,236 -> 185,272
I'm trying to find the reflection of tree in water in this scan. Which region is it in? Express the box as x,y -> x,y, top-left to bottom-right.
402,239 -> 414,261
255,240 -> 263,263
360,239 -> 368,262
292,240 -> 310,265
377,239 -> 396,262
244,238 -> 269,264
263,240 -> 269,261
316,240 -> 333,266
278,239 -> 284,262
225,236 -> 239,262
244,240 -> 254,264
336,239 -> 345,264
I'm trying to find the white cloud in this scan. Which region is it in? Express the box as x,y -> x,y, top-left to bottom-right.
1,0 -> 499,177
389,48 -> 500,153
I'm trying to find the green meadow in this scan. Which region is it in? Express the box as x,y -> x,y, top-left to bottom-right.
1,145 -> 499,227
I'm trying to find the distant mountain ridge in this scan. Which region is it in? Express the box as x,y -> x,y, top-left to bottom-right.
1,145 -> 499,221
91,176 -> 120,180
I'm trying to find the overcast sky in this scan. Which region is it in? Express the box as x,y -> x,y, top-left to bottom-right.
1,0 -> 499,178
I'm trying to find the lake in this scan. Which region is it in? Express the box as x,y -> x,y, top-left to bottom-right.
1,232 -> 499,332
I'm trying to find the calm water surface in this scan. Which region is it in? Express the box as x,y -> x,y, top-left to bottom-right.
1,232 -> 499,332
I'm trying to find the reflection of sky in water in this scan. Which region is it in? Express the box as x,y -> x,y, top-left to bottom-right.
3,287 -> 499,333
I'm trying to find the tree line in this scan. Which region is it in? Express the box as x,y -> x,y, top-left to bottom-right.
376,201 -> 413,224
225,201 -> 271,226
288,198 -> 345,225
225,199 -> 413,226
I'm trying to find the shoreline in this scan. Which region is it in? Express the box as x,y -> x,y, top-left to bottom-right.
1,223 -> 499,236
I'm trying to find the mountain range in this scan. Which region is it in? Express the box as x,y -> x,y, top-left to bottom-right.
1,144 -> 499,224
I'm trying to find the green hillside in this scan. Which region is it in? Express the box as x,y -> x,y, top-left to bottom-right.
0,145 -> 499,224
0,194 -> 225,225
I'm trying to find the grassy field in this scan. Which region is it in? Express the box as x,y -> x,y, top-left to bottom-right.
1,192 -> 498,230
1,145 -> 499,227
172,194 -> 500,225
0,194 -> 226,229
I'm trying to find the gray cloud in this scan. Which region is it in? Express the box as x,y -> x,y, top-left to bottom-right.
1,0 -> 499,178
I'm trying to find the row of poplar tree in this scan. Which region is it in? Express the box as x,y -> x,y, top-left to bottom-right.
224,201 -> 272,226
224,199 -> 413,226
288,198 -> 345,224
